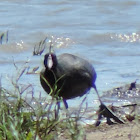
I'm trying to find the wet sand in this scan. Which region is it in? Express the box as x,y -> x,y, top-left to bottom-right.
86,122 -> 140,140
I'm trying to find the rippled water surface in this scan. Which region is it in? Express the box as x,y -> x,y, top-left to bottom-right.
0,0 -> 140,111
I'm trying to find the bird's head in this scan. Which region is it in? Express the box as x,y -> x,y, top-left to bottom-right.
44,44 -> 57,70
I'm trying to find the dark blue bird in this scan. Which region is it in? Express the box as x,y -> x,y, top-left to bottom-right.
40,46 -> 100,109
40,45 -> 125,125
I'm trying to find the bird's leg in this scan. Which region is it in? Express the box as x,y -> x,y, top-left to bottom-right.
54,99 -> 68,119
62,99 -> 70,117
92,84 -> 102,104
63,99 -> 68,109
55,101 -> 60,119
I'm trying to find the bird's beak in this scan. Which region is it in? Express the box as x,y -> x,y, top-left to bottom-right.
47,54 -> 53,69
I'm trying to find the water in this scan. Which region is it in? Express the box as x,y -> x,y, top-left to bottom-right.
0,0 -> 140,113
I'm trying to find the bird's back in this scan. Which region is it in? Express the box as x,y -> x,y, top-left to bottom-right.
57,53 -> 96,80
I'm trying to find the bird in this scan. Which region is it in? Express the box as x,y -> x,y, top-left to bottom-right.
40,45 -> 125,125
40,45 -> 101,109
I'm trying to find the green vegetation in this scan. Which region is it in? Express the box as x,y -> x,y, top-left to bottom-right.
0,67 -> 86,140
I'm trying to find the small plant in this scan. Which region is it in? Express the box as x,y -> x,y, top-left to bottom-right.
65,97 -> 87,140
33,37 -> 47,55
0,31 -> 8,44
0,63 -> 87,139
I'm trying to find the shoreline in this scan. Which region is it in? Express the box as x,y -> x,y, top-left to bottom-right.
85,121 -> 140,140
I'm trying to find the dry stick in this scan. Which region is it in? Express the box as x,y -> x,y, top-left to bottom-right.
0,33 -> 4,44
93,84 -> 125,125
6,30 -> 8,43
